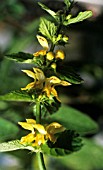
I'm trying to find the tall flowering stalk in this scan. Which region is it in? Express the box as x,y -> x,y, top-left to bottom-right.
0,1 -> 97,170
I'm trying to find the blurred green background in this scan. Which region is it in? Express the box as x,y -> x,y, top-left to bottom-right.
0,0 -> 103,169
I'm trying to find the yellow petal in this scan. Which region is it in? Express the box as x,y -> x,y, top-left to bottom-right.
51,87 -> 60,101
22,70 -> 36,79
37,35 -> 49,50
33,49 -> 47,57
43,86 -> 51,98
26,119 -> 36,124
60,81 -> 71,86
46,133 -> 57,143
55,50 -> 65,60
33,124 -> 47,134
46,122 -> 64,134
33,134 -> 45,146
33,68 -> 45,82
20,133 -> 35,144
48,76 -> 61,84
21,82 -> 35,90
18,122 -> 34,131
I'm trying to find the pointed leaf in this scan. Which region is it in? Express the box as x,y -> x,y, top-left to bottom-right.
0,91 -> 34,102
6,52 -> 34,63
45,105 -> 98,135
0,118 -> 19,142
64,11 -> 93,25
38,2 -> 59,22
0,140 -> 38,152
41,130 -> 82,156
57,66 -> 83,84
0,140 -> 25,152
39,18 -> 57,41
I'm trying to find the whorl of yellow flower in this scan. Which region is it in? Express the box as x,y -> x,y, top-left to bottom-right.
18,119 -> 65,146
21,67 -> 71,101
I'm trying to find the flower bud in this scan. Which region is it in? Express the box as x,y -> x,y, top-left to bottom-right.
51,63 -> 56,70
63,35 -> 69,43
55,50 -> 65,60
46,52 -> 54,61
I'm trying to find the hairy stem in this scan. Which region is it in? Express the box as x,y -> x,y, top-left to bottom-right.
37,152 -> 46,170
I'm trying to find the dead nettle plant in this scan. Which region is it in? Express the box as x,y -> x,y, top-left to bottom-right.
0,0 -> 98,170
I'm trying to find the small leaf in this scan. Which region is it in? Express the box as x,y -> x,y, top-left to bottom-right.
45,105 -> 98,135
38,2 -> 59,22
0,118 -> 19,141
41,130 -> 82,156
39,18 -> 57,42
6,52 -> 34,63
0,91 -> 34,102
64,11 -> 93,25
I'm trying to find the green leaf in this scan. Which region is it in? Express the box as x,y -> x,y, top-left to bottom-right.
59,139 -> 103,170
0,140 -> 24,152
45,105 -> 98,135
39,18 -> 57,42
6,52 -> 34,63
0,140 -> 38,152
0,118 -> 19,142
57,66 -> 83,84
0,91 -> 34,102
41,130 -> 82,156
38,2 -> 59,22
63,11 -> 93,25
42,143 -> 71,156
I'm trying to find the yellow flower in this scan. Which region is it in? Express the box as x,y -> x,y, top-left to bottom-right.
46,122 -> 65,143
33,49 -> 47,57
55,50 -> 65,60
18,119 -> 65,146
43,76 -> 71,101
21,68 -> 45,91
33,35 -> 49,57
